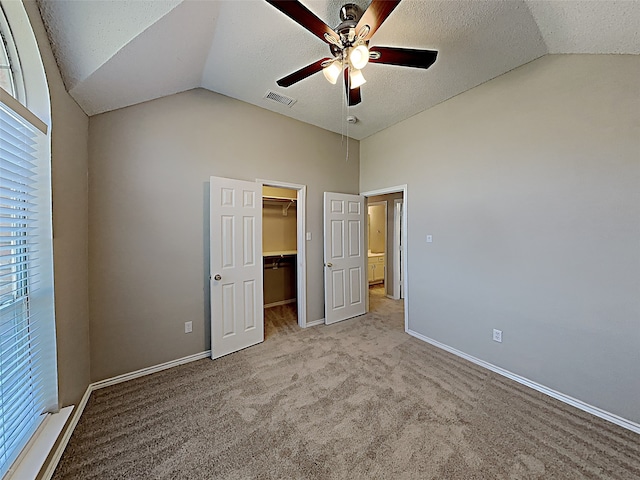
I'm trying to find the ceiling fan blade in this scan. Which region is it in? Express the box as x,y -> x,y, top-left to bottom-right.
343,68 -> 362,106
265,0 -> 340,44
369,46 -> 438,69
355,0 -> 402,40
349,86 -> 362,106
277,58 -> 332,88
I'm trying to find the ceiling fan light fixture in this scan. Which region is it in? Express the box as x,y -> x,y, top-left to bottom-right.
323,60 -> 342,85
349,45 -> 369,70
266,0 -> 438,108
349,68 -> 366,89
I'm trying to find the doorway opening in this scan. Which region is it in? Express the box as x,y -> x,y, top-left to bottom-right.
362,186 -> 407,330
259,179 -> 308,336
367,200 -> 387,293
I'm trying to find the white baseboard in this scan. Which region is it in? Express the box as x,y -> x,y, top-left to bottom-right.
41,350 -> 212,479
305,318 -> 324,327
91,350 -> 212,391
406,329 -> 640,434
264,298 -> 296,308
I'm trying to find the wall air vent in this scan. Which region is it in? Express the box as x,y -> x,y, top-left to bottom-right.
264,90 -> 297,108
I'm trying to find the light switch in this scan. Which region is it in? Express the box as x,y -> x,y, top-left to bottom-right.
426,235 -> 433,243
306,232 -> 312,241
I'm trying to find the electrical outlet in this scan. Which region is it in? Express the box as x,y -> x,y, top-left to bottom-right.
492,329 -> 502,343
426,235 -> 433,243
185,321 -> 193,334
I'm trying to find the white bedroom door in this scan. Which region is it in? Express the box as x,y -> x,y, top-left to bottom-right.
323,192 -> 366,324
210,176 -> 263,359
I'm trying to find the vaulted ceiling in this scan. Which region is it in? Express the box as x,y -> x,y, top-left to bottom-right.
37,0 -> 640,140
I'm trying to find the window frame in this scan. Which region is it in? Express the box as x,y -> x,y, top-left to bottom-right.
0,4 -> 25,103
0,1 -> 58,478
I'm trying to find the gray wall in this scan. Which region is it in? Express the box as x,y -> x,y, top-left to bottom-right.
88,89 -> 359,381
360,55 -> 640,423
25,0 -> 91,408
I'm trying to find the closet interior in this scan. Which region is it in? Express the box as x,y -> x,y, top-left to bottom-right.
262,186 -> 298,319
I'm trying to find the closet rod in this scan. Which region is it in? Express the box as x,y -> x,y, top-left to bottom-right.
262,196 -> 296,202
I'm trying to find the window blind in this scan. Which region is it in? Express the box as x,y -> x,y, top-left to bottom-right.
0,97 -> 57,478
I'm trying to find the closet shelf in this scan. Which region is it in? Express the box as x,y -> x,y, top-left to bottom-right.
263,250 -> 297,257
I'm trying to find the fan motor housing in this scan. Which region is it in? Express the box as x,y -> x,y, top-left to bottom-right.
336,3 -> 361,36
339,4 -> 362,23
330,3 -> 365,56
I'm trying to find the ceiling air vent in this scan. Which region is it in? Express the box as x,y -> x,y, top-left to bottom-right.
264,90 -> 297,108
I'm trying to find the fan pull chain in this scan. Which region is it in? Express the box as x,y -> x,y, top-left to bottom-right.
345,108 -> 349,163
341,68 -> 346,142
345,69 -> 350,163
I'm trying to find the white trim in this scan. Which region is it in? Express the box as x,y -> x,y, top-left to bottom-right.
393,199 -> 403,300
257,179 -> 307,328
0,86 -> 47,134
40,396 -> 88,480
5,407 -> 71,480
92,351 -> 211,390
264,298 -> 296,308
406,329 -> 640,434
305,318 -> 325,327
361,185 -> 408,332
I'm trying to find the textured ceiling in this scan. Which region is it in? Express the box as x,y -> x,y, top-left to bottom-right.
527,1 -> 640,53
38,0 -> 640,140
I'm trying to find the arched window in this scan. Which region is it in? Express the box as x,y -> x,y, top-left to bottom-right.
1,2 -> 57,478
0,4 -> 25,102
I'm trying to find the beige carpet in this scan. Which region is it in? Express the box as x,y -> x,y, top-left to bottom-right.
53,290 -> 639,479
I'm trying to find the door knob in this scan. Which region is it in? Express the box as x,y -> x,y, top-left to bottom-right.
214,274 -> 222,281
325,263 -> 333,268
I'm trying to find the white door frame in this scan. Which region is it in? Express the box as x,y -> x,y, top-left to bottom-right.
257,178 -> 308,328
367,200 -> 387,287
393,199 -> 403,300
361,185 -> 408,332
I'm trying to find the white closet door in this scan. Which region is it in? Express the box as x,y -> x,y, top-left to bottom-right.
210,176 -> 263,359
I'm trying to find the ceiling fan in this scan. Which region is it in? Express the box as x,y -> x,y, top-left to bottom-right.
265,0 -> 438,106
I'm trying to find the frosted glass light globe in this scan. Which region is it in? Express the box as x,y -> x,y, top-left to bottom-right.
349,45 -> 369,70
323,60 -> 342,84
